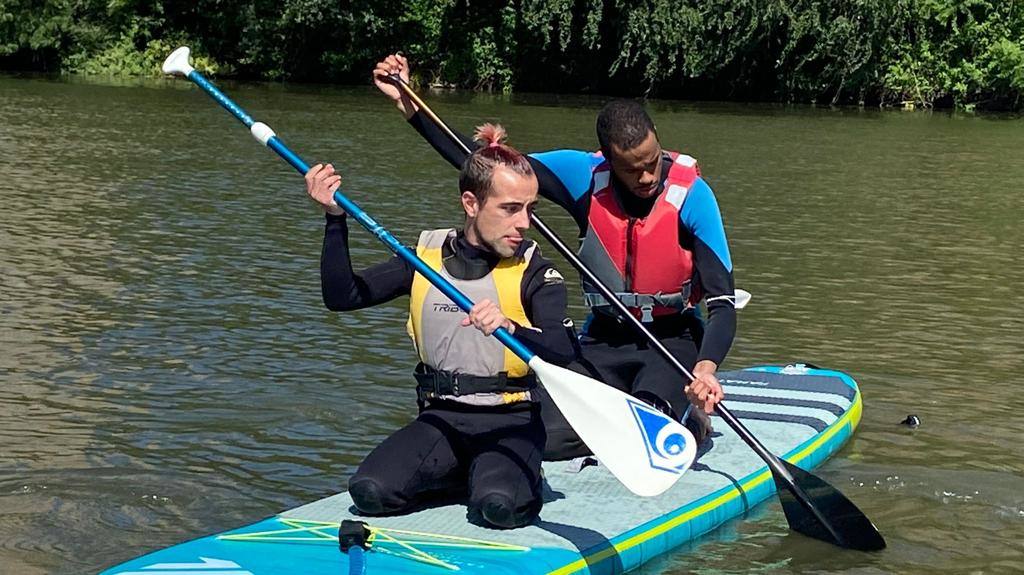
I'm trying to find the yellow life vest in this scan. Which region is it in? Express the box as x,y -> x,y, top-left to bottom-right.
406,229 -> 535,378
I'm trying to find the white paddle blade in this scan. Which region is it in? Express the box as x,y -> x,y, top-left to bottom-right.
529,357 -> 697,497
162,46 -> 195,76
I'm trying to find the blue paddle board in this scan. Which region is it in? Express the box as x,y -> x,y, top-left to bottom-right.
101,364 -> 863,574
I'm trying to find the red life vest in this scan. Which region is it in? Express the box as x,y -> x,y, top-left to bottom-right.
577,151 -> 701,322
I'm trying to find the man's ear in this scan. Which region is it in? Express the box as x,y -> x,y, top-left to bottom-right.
461,191 -> 479,218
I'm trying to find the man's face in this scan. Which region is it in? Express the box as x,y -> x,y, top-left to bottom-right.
607,130 -> 663,199
463,166 -> 539,258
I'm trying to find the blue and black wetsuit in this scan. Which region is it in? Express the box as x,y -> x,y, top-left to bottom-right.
408,112 -> 737,459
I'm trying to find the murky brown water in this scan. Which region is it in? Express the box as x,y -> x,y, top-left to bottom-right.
1,75 -> 1022,574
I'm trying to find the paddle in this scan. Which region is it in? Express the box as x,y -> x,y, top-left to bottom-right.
387,75 -> 886,551
161,46 -> 697,498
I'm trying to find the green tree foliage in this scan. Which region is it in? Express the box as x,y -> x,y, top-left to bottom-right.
1,0 -> 1021,109
881,0 -> 1024,108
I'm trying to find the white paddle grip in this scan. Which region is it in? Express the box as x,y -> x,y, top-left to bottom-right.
162,46 -> 195,76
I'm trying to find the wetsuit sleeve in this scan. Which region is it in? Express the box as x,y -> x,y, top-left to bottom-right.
407,111 -> 476,169
527,150 -> 601,231
321,213 -> 414,311
513,254 -> 578,366
679,178 -> 736,366
406,111 -> 593,232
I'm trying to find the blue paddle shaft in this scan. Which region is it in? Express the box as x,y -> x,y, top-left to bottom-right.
189,72 -> 254,127
184,70 -> 536,364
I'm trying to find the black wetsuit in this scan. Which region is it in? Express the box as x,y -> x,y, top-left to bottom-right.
406,113 -> 737,459
322,213 -> 575,527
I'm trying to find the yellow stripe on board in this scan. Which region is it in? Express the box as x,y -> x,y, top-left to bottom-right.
546,389 -> 863,575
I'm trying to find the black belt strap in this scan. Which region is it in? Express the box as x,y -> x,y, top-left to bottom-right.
414,363 -> 536,399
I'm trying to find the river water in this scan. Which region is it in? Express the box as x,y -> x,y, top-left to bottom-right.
1,75 -> 1022,574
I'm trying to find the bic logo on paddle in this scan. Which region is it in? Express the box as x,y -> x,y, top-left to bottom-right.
627,399 -> 694,474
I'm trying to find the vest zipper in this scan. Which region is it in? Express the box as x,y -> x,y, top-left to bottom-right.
624,216 -> 637,291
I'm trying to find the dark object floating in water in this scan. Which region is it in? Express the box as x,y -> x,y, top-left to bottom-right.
900,415 -> 920,428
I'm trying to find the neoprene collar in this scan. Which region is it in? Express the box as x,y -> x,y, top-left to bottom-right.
443,230 -> 529,281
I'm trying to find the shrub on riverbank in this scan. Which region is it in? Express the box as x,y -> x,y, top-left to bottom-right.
1,0 -> 1021,109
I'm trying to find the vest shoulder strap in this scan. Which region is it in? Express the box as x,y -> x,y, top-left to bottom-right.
417,228 -> 455,250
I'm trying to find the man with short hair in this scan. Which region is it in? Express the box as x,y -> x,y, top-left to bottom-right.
304,125 -> 576,527
373,55 -> 736,460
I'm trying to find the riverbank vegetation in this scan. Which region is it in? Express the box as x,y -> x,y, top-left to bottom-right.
2,0 -> 1021,109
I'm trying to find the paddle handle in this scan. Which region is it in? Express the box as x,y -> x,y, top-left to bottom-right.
179,68 -> 536,365
392,77 -> 467,154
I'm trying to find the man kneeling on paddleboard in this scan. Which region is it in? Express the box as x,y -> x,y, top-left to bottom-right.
304,125 -> 577,528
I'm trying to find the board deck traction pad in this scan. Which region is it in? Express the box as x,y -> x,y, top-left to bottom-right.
101,364 -> 862,575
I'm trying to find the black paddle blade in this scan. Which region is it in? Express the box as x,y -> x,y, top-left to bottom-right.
775,460 -> 886,551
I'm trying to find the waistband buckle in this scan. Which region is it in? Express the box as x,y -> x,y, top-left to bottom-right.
639,304 -> 655,323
